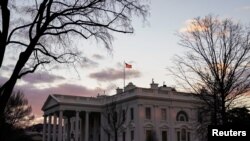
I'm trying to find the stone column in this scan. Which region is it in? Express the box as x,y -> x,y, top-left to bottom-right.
85,111 -> 89,141
67,117 -> 71,141
80,118 -> 82,141
100,112 -> 106,141
169,106 -> 174,141
48,115 -> 52,141
58,111 -> 63,141
75,111 -> 80,141
93,116 -> 97,141
53,113 -> 57,141
43,115 -> 47,141
64,118 -> 67,141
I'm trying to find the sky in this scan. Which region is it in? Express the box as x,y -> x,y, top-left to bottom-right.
1,0 -> 250,124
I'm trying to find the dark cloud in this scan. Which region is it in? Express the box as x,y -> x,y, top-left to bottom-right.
89,68 -> 141,81
92,54 -> 105,60
22,71 -> 65,84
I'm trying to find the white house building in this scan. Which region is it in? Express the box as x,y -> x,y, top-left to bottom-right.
42,81 -> 205,141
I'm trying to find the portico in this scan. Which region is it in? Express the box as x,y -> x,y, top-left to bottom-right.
42,95 -> 105,141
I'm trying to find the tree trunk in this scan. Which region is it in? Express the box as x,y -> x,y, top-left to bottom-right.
0,36 -> 39,126
213,92 -> 217,125
0,0 -> 10,68
221,95 -> 227,125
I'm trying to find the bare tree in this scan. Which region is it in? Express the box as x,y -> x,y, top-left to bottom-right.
102,99 -> 128,141
170,15 -> 250,125
0,0 -> 149,124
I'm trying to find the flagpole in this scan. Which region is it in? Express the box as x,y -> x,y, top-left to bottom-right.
123,61 -> 125,90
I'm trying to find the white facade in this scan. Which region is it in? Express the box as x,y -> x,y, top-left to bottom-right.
42,82 -> 205,141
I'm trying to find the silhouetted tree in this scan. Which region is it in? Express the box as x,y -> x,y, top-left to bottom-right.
102,99 -> 128,141
227,107 -> 250,125
1,123 -> 33,141
170,15 -> 250,125
1,90 -> 34,141
0,0 -> 149,125
4,91 -> 34,128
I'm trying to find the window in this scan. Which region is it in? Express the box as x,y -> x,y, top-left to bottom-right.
177,131 -> 180,141
176,111 -> 188,122
123,132 -> 126,141
130,108 -> 134,120
145,107 -> 151,120
108,133 -> 110,141
108,113 -> 110,123
161,108 -> 167,120
146,130 -> 153,141
114,111 -> 117,123
176,129 -> 190,141
123,110 -> 126,122
162,131 -> 167,141
181,129 -> 186,141
131,130 -> 134,141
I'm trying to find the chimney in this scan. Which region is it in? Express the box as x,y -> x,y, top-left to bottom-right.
116,87 -> 123,94
150,79 -> 158,89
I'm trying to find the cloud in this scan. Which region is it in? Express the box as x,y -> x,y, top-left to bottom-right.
179,19 -> 208,33
92,54 -> 105,60
22,71 -> 65,84
89,68 -> 141,81
0,76 -> 8,85
1,64 -> 14,71
80,57 -> 99,68
240,6 -> 250,10
16,82 -> 104,123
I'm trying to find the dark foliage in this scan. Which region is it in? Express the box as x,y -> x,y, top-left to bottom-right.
0,90 -> 34,141
4,91 -> 34,128
227,107 -> 250,125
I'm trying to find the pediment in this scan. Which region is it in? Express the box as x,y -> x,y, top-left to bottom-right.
144,122 -> 154,128
42,95 -> 59,111
159,124 -> 169,129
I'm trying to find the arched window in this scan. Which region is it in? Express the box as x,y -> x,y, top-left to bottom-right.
176,111 -> 188,122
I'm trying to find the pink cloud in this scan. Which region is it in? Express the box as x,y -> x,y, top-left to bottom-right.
89,68 -> 141,81
22,71 -> 65,84
14,83 -> 104,123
